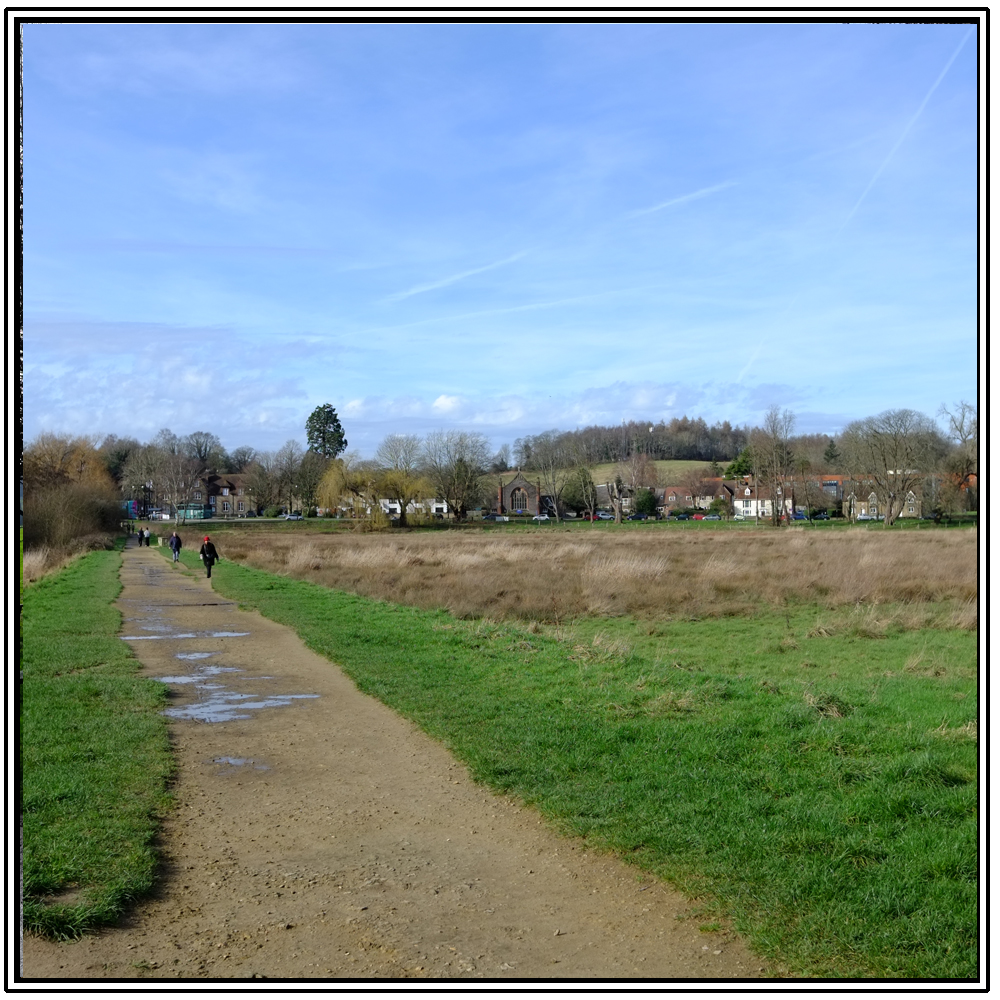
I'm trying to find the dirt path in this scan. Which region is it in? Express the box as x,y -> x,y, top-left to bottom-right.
23,543 -> 764,981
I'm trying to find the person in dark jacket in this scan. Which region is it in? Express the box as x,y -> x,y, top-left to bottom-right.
168,531 -> 182,563
199,536 -> 220,578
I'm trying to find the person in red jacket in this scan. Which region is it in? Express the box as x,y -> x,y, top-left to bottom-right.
199,536 -> 220,578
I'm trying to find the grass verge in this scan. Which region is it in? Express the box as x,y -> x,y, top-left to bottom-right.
200,555 -> 977,979
21,545 -> 174,938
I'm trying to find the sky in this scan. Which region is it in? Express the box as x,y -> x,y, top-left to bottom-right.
20,18 -> 981,457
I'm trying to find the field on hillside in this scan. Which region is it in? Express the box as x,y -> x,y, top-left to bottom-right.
187,525 -> 977,626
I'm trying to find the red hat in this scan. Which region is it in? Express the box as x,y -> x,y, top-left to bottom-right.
204,536 -> 210,541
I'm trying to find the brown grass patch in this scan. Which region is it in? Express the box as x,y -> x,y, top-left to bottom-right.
188,526 -> 978,624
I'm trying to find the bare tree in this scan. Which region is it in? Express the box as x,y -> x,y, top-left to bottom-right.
522,430 -> 574,521
241,452 -> 280,513
376,434 -> 422,473
938,401 -> 978,512
421,431 -> 491,520
274,440 -> 305,512
752,406 -> 795,525
840,409 -> 939,526
375,434 -> 428,527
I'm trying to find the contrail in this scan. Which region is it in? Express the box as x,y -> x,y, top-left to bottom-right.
387,252 -> 527,302
627,181 -> 736,218
838,27 -> 974,234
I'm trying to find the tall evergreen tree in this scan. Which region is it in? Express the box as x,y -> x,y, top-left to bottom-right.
305,404 -> 347,458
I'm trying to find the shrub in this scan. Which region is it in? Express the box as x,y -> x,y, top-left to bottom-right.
22,483 -> 122,549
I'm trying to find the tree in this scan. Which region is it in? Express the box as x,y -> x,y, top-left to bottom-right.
521,430 -> 575,521
634,488 -> 657,516
305,404 -> 347,459
753,406 -> 795,525
242,452 -> 280,513
375,434 -> 427,527
183,431 -> 227,470
840,409 -> 941,526
489,444 -> 512,473
562,466 -> 599,518
98,435 -> 141,485
297,451 -> 331,514
318,454 -> 383,523
274,440 -> 305,512
228,446 -> 257,472
823,437 -> 841,468
938,401 -> 978,512
421,431 -> 491,520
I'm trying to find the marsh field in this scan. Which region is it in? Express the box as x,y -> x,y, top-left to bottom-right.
178,522 -> 979,979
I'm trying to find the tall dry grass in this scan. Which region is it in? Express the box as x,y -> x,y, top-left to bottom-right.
192,526 -> 978,627
21,534 -> 117,585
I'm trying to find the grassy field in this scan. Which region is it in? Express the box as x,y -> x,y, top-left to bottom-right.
198,551 -> 978,979
20,545 -> 174,938
176,523 -> 977,625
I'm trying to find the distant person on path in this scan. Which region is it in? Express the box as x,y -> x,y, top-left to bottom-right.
168,531 -> 182,563
199,536 -> 220,578
142,528 -> 150,547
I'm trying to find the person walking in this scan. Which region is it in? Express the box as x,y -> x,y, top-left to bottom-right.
168,531 -> 183,563
199,536 -> 220,578
142,528 -> 150,547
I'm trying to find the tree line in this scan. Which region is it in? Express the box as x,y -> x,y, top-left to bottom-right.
22,400 -> 976,544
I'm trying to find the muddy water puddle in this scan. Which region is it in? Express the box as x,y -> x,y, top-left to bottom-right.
212,756 -> 271,770
161,651 -> 319,723
121,630 -> 251,640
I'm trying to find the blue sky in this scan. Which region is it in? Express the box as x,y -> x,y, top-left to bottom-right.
22,20 -> 980,456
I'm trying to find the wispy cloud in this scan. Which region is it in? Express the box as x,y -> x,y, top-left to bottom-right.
626,181 -> 736,219
837,27 -> 974,234
386,252 -> 528,303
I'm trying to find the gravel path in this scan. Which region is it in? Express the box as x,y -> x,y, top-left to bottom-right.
23,543 -> 764,982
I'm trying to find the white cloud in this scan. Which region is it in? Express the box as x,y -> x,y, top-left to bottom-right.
431,394 -> 464,413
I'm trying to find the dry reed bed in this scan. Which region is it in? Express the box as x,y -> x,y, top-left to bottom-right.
204,527 -> 978,626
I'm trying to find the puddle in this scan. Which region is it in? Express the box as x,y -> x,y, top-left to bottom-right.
213,756 -> 270,770
158,661 -> 318,723
121,633 -> 199,640
121,630 -> 250,641
160,665 -> 240,684
165,691 -> 318,723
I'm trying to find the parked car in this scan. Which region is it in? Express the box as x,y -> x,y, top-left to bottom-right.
482,513 -> 509,522
674,513 -> 691,520
692,513 -> 704,520
627,513 -> 648,520
703,514 -> 722,521
793,512 -> 808,520
856,514 -> 877,521
282,513 -> 304,520
811,512 -> 830,520
532,514 -> 551,521
597,512 -> 614,520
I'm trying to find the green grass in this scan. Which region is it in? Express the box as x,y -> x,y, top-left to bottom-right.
20,545 -> 174,938
202,556 -> 978,979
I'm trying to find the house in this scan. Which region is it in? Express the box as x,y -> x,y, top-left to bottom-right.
192,473 -> 254,518
379,498 -> 450,518
842,488 -> 922,520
